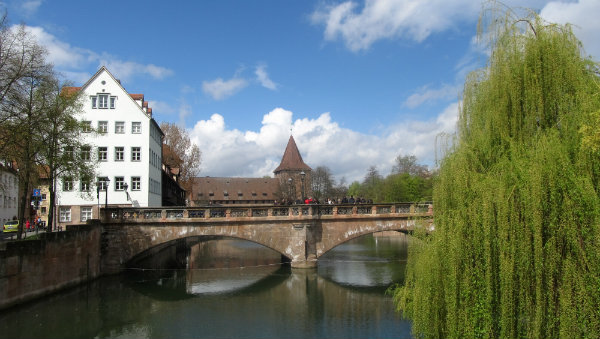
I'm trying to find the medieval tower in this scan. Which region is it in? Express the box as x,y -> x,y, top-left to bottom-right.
273,135 -> 312,201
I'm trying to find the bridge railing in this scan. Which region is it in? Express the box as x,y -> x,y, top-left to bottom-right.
102,202 -> 432,223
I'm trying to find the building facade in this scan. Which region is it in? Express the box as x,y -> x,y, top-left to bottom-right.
190,177 -> 280,205
56,67 -> 163,225
0,163 -> 19,226
190,135 -> 312,205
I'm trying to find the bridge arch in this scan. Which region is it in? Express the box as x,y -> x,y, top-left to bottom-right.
316,229 -> 412,259
313,218 -> 425,259
125,234 -> 292,269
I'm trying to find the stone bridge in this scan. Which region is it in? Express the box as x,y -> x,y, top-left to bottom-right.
99,203 -> 433,272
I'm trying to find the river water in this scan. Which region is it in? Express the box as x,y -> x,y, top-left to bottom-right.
0,234 -> 412,338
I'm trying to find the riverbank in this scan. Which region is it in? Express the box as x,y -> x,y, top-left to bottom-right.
0,224 -> 102,310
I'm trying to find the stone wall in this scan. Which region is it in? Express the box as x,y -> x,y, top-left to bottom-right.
0,223 -> 102,310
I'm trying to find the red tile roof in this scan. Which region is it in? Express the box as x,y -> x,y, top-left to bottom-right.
130,94 -> 144,100
61,86 -> 81,97
192,177 -> 280,203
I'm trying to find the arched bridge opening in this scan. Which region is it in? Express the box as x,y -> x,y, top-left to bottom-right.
125,235 -> 292,270
316,229 -> 414,260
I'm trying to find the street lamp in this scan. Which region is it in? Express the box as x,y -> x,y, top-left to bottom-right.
300,171 -> 306,201
96,182 -> 101,213
103,178 -> 110,209
123,182 -> 130,201
96,178 -> 109,220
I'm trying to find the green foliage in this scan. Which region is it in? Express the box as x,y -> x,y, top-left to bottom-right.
383,173 -> 433,202
393,10 -> 600,339
348,161 -> 433,202
348,181 -> 361,197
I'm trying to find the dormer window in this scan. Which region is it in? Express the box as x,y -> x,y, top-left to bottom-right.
91,94 -> 116,109
98,94 -> 108,108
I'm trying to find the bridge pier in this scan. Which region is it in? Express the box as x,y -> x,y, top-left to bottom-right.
289,222 -> 318,268
291,255 -> 317,269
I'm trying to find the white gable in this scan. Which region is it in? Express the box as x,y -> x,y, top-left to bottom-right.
80,67 -> 152,121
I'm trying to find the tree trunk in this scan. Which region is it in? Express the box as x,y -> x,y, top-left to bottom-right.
47,180 -> 55,232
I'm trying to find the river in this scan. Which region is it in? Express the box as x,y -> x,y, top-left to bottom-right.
0,233 -> 412,338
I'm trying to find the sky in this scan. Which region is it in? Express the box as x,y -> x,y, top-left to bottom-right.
2,0 -> 599,184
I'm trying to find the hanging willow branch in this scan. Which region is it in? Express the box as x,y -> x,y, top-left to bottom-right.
393,5 -> 600,339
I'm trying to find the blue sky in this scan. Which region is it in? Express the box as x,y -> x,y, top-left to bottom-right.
3,0 -> 599,183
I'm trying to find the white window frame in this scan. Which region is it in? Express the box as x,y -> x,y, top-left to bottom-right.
132,122 -> 141,134
82,121 -> 92,133
63,178 -> 73,191
91,96 -> 97,109
98,121 -> 108,133
97,177 -> 109,191
110,96 -> 116,109
115,177 -> 125,191
115,147 -> 124,161
80,207 -> 93,222
98,94 -> 108,109
80,146 -> 91,161
131,177 -> 141,191
115,121 -> 125,134
59,207 -> 71,222
80,179 -> 91,192
98,147 -> 108,161
131,147 -> 141,161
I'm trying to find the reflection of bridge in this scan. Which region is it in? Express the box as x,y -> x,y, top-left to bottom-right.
100,203 -> 433,271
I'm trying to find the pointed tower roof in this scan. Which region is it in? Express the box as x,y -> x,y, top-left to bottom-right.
273,135 -> 312,173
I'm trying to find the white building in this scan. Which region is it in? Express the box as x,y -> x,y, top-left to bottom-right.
0,163 -> 19,226
56,67 -> 163,225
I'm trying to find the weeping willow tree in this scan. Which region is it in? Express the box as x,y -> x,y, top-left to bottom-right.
393,5 -> 600,339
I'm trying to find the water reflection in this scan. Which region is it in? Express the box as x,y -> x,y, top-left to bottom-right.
0,233 -> 413,339
318,233 -> 409,290
186,265 -> 281,295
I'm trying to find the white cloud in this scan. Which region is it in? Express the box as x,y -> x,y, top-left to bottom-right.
311,0 -> 600,56
255,64 -> 278,90
311,0 -> 480,51
202,77 -> 248,101
19,0 -> 43,16
148,100 -> 176,115
189,105 -> 459,182
20,25 -> 173,82
404,83 -> 461,108
540,0 -> 600,60
98,56 -> 174,81
22,26 -> 93,69
177,102 -> 192,127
